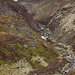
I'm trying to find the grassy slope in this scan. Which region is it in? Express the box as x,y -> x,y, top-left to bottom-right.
0,0 -> 59,69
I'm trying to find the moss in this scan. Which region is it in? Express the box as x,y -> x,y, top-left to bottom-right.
30,46 -> 52,63
17,48 -> 31,61
34,61 -> 43,69
14,57 -> 19,61
30,60 -> 36,66
3,50 -> 9,56
32,52 -> 37,56
6,60 -> 12,65
30,60 -> 43,69
16,40 -> 58,63
0,60 -> 5,65
37,46 -> 45,53
17,43 -> 22,48
10,26 -> 18,34
29,39 -> 59,63
61,63 -> 70,73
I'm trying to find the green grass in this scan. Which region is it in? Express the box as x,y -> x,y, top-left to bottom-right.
0,60 -> 5,65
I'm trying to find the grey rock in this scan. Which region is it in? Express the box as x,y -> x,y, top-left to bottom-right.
23,45 -> 28,49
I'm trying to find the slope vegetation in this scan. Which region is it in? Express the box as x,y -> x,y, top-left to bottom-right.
0,0 -> 60,74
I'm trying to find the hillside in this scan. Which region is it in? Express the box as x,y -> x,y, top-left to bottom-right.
19,0 -> 75,75
0,0 -> 61,75
20,0 -> 75,51
0,0 -> 75,75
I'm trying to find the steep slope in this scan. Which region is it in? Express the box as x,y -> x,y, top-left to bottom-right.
1,0 -> 40,32
18,0 -> 44,16
19,0 -> 75,74
47,1 -> 75,47
19,0 -> 74,21
0,0 -> 60,75
20,0 -> 75,49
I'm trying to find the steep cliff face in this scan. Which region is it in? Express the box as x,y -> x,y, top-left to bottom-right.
0,0 -> 60,75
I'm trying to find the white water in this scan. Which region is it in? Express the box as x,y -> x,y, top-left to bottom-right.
41,36 -> 47,40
